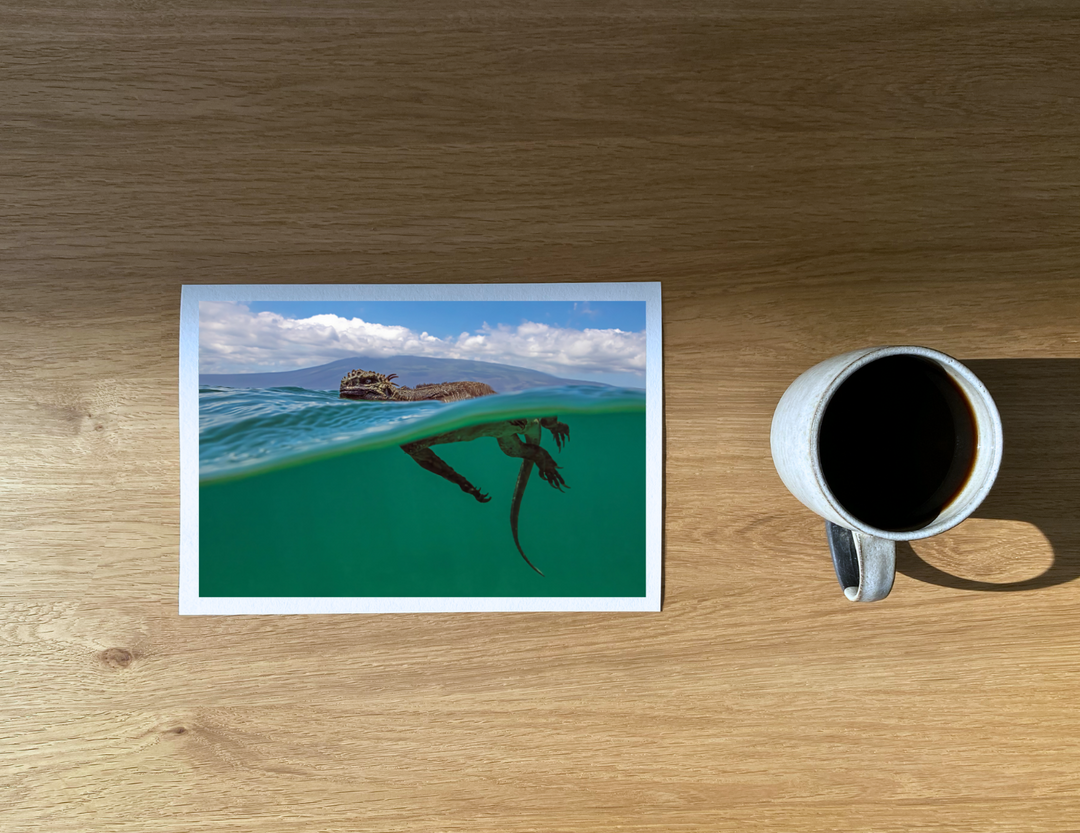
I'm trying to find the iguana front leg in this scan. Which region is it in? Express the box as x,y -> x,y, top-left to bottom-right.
399,442 -> 491,503
540,416 -> 569,451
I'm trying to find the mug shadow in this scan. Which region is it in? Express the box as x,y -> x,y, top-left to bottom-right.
896,359 -> 1080,592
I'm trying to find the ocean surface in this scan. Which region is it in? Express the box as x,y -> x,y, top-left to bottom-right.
199,385 -> 647,598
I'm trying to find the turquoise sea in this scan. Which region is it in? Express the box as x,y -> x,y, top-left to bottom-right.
199,385 -> 647,597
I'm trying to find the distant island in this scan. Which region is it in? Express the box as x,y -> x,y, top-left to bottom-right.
200,355 -> 625,393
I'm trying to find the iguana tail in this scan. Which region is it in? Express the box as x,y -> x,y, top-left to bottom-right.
510,459 -> 544,576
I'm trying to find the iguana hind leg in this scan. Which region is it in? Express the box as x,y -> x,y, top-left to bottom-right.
496,430 -> 567,492
400,442 -> 491,503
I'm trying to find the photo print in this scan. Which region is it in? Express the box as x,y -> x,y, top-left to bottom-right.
180,283 -> 662,613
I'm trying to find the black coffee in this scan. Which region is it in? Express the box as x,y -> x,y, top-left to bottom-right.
818,355 -> 977,532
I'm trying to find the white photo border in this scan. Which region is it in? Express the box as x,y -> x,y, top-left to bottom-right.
180,283 -> 662,614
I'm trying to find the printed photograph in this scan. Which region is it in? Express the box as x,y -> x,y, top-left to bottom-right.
180,284 -> 662,613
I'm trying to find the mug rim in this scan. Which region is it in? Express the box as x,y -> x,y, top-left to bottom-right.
808,345 -> 1004,541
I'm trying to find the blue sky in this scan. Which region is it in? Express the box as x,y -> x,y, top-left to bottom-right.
245,301 -> 646,339
200,300 -> 647,387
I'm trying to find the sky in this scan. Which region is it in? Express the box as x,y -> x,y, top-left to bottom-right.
199,300 -> 647,387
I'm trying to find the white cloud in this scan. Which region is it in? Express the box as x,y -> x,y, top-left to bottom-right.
199,302 -> 646,380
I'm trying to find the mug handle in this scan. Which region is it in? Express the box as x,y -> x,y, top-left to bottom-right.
825,521 -> 895,602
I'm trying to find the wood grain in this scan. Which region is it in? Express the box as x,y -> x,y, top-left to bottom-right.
3,1 -> 1080,830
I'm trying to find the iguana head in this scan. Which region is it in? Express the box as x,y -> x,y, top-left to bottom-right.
339,368 -> 401,400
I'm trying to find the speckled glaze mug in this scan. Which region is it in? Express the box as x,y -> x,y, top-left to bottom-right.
770,346 -> 1003,602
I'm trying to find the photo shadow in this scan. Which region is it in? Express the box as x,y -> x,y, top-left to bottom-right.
896,359 -> 1080,592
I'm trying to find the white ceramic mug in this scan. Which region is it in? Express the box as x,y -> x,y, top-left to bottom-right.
770,346 -> 1003,602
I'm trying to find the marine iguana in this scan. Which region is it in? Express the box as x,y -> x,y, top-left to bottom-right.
339,368 -> 569,575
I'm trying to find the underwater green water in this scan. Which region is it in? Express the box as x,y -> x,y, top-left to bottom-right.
199,388 -> 646,598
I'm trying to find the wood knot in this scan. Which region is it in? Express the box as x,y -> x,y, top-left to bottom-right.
169,726 -> 187,735
99,647 -> 134,669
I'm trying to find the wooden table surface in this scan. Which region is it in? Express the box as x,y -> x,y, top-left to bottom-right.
3,1 -> 1079,830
